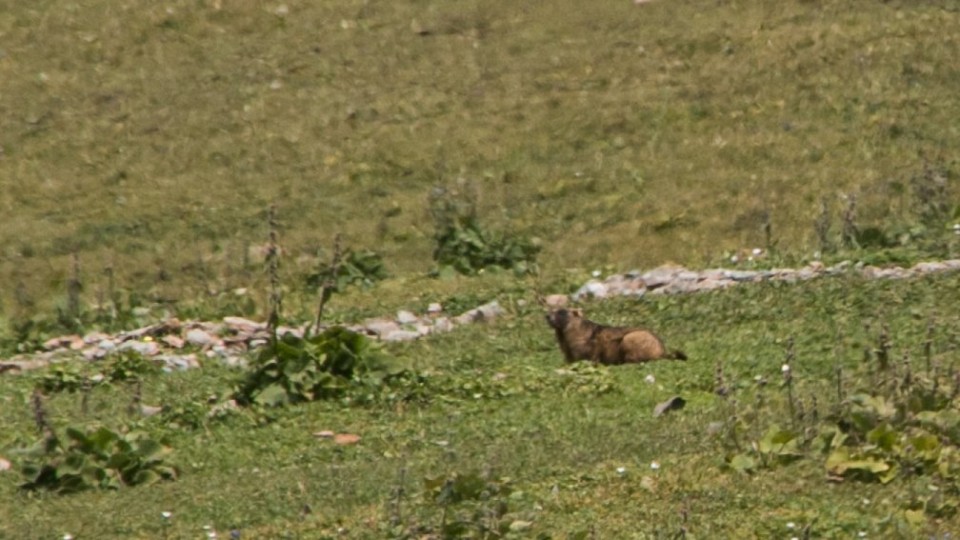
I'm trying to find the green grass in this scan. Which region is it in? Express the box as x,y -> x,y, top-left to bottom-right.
4,0 -> 960,538
4,273 -> 960,538
2,0 -> 960,321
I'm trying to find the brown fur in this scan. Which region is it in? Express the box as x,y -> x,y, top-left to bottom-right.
545,308 -> 687,365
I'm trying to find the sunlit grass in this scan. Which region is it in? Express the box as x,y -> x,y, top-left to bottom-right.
2,0 -> 959,320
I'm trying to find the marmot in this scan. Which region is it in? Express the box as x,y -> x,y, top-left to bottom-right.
546,308 -> 687,365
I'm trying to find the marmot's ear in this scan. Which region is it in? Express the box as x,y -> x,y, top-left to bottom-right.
570,308 -> 583,318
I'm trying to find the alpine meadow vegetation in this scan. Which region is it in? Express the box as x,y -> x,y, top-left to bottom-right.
2,0 -> 960,538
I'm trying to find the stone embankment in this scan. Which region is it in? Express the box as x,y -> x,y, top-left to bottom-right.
3,258 -> 960,374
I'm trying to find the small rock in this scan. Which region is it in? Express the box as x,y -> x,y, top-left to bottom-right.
333,433 -> 361,445
223,316 -> 264,331
723,270 -> 759,282
140,405 -> 163,417
475,300 -> 504,320
427,302 -> 443,314
363,319 -> 400,337
396,310 -> 419,324
97,339 -> 116,351
914,261 -> 947,274
455,301 -> 505,324
415,324 -> 432,336
313,430 -> 335,439
83,331 -> 111,344
43,336 -> 65,350
382,330 -> 420,342
118,340 -> 159,356
641,265 -> 685,289
209,400 -> 238,417
186,329 -> 215,346
694,278 -> 733,292
0,457 -> 10,472
653,396 -> 686,417
544,294 -> 569,307
219,355 -> 247,368
639,475 -> 657,493
277,325 -> 303,338
660,281 -> 699,295
432,317 -> 455,333
573,281 -> 608,300
162,335 -> 185,349
508,521 -> 533,532
157,354 -> 199,372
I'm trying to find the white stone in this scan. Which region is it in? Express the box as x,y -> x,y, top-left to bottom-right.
573,281 -> 608,300
383,330 -> 420,342
157,354 -> 199,372
223,316 -> 264,332
186,329 -> 215,346
396,310 -> 419,324
118,340 -> 159,356
544,294 -> 569,307
363,319 -> 400,337
415,324 -> 432,336
432,317 -> 455,333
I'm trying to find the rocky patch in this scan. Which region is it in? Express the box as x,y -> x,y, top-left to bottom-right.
3,259 -> 960,375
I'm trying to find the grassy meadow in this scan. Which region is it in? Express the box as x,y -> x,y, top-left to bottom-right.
3,0 -> 960,537
4,276 -> 960,538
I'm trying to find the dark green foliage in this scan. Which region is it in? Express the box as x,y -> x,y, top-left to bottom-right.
817,158 -> 959,264
104,350 -> 162,382
32,351 -> 159,395
722,328 -> 960,520
35,364 -> 91,394
306,249 -> 388,292
384,470 -> 529,539
821,371 -> 960,493
234,326 -> 407,407
428,181 -> 540,276
3,316 -> 63,355
18,426 -> 178,494
432,216 -> 540,276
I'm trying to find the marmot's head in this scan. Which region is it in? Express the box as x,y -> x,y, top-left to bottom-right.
545,308 -> 583,330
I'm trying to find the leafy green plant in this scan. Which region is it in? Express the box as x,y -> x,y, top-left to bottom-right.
18,425 -> 178,494
34,364 -> 92,394
235,326 -> 408,407
725,424 -> 804,474
720,324 -> 960,523
428,181 -> 539,276
384,470 -> 531,539
306,248 -> 388,292
432,216 -> 540,277
104,350 -> 162,382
